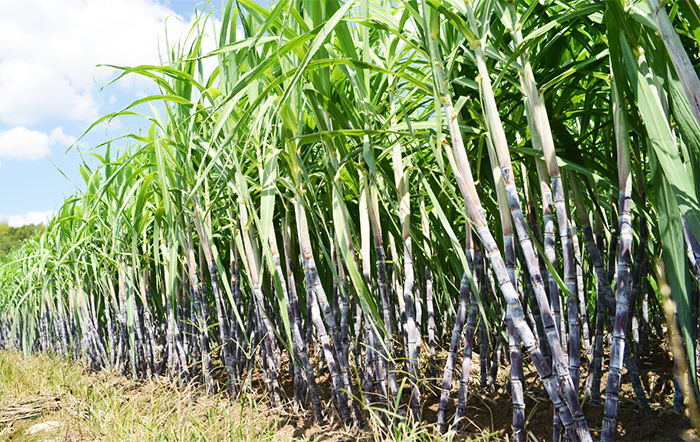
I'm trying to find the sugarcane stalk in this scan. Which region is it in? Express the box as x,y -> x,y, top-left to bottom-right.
332,24 -> 404,423
623,318 -> 650,413
230,243 -> 246,385
140,269 -> 158,380
269,221 -> 306,406
507,1 -> 582,393
477,255 -> 490,393
238,202 -> 281,407
590,288 -> 606,405
395,263 -> 409,362
569,171 -> 614,402
358,182 -> 389,420
646,278 -> 664,339
338,253 -> 351,373
488,330 -> 503,395
536,160 -> 563,346
392,136 -> 421,421
627,220 -> 649,381
353,292 -> 363,383
295,198 -> 354,424
282,212 -> 324,424
185,226 -> 215,392
468,24 -> 590,442
178,273 -> 190,376
640,263 -> 651,353
435,70 -> 582,442
508,309 -> 526,442
488,136 -> 526,440
194,210 -> 238,395
436,232 -> 473,433
455,239 -> 482,430
162,254 -> 189,383
422,2 -> 589,435
572,219 -> 591,359
533,93 -> 579,392
128,275 -> 147,377
422,197 -> 437,385
601,60 -> 635,442
607,208 -> 619,314
620,202 -> 650,415
332,247 -> 340,328
522,164 -> 548,356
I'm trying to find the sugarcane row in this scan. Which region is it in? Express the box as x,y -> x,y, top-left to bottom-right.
2,1 -> 700,442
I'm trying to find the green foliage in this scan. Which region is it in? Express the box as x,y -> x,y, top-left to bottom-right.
0,221 -> 45,261
1,0 -> 700,437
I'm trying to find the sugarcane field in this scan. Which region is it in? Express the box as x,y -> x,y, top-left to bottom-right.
2,0 -> 700,441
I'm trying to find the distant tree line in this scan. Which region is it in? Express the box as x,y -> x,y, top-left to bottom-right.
0,221 -> 45,260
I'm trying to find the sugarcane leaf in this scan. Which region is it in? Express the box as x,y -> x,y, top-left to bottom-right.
522,4 -> 604,43
274,0 -> 357,116
649,142 -> 697,392
331,184 -> 387,350
677,0 -> 700,42
670,71 -> 700,194
419,173 -> 489,323
617,17 -> 700,245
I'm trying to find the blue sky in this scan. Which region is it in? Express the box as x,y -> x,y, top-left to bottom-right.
0,0 -> 266,226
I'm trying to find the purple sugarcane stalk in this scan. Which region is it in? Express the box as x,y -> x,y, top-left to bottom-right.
502,175 -> 590,440
640,264 -> 651,353
477,242 -> 491,393
537,162 -> 563,349
238,205 -> 281,407
569,171 -> 615,405
436,232 -> 473,434
455,239 -> 482,430
426,266 -> 437,385
366,187 -> 401,409
552,177 -> 579,391
601,64 -> 635,441
194,213 -> 238,395
185,227 -> 215,393
423,7 -> 590,432
283,215 -> 324,423
296,200 -> 358,425
272,221 -> 323,421
504,226 -> 526,442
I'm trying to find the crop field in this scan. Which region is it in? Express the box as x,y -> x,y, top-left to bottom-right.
1,0 -> 700,441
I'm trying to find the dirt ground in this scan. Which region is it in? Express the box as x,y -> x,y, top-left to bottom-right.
0,334 -> 697,442
253,332 -> 698,441
419,334 -> 697,442
425,334 -> 697,441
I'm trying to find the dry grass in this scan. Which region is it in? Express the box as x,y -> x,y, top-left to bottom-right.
0,351 -> 464,442
0,351 -> 315,442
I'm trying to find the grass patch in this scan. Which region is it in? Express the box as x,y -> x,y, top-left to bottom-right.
0,351 -> 312,441
0,351 -> 454,442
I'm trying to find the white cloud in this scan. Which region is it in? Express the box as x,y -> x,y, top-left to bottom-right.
49,127 -> 77,146
0,0 -> 221,126
0,126 -> 76,161
1,210 -> 55,227
0,61 -> 99,126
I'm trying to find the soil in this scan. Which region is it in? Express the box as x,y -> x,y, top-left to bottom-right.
0,334 -> 697,442
422,333 -> 697,442
242,332 -> 697,441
